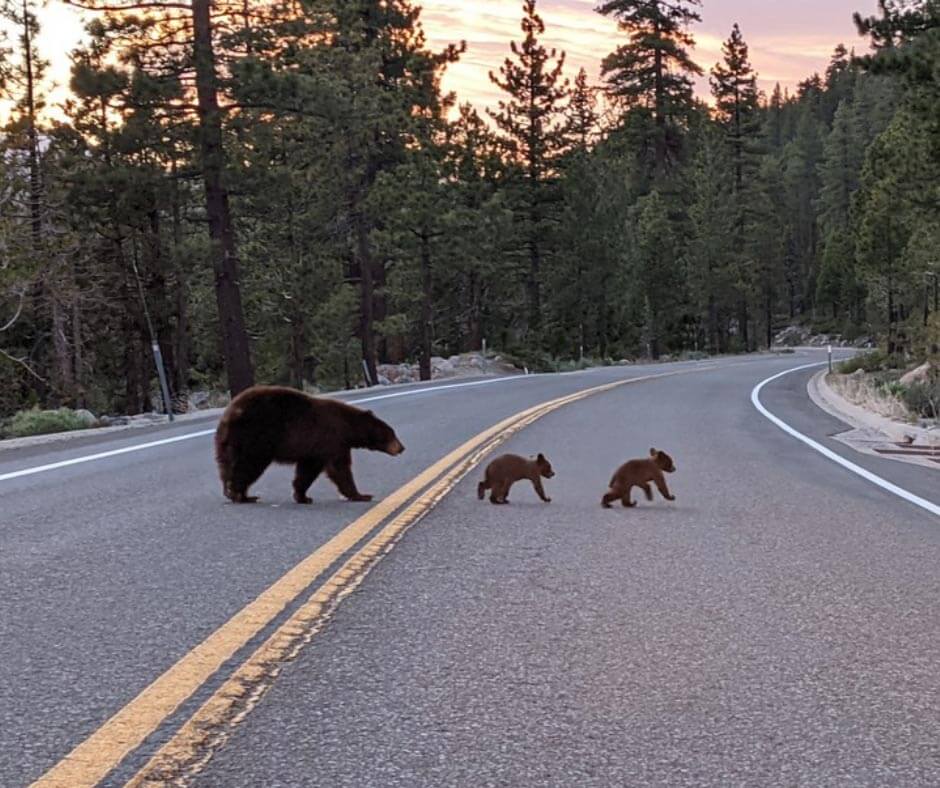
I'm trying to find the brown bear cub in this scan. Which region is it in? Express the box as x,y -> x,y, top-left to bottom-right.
477,453 -> 555,505
214,385 -> 404,504
602,448 -> 676,509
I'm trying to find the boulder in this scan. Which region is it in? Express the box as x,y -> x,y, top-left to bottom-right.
73,409 -> 97,427
900,362 -> 936,387
188,390 -> 211,410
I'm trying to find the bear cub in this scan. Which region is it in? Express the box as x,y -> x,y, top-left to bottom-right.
215,385 -> 404,504
602,448 -> 676,509
477,453 -> 555,505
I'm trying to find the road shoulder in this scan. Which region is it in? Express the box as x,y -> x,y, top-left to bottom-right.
807,370 -> 940,470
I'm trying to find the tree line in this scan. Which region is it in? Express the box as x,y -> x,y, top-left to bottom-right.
0,0 -> 937,416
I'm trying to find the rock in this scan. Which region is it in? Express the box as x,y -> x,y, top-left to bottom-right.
900,362 -> 935,387
376,374 -> 391,386
773,326 -> 810,347
189,390 -> 211,409
99,415 -> 130,427
431,356 -> 455,377
73,409 -> 97,427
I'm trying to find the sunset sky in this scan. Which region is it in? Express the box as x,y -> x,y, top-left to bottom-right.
32,0 -> 879,115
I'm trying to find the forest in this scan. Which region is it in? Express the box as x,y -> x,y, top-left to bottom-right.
0,0 -> 937,419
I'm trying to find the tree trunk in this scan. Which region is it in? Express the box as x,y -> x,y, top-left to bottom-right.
419,231 -> 433,382
738,298 -> 750,352
652,24 -> 667,174
191,0 -> 254,395
467,270 -> 483,352
72,275 -> 84,408
527,222 -> 542,339
290,312 -> 305,389
765,290 -> 773,349
22,0 -> 49,404
170,159 -> 191,394
355,215 -> 378,386
121,264 -> 144,415
708,294 -> 719,354
146,209 -> 176,398
51,289 -> 73,404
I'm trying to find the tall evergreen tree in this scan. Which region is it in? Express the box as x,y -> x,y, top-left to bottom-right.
597,0 -> 703,173
488,0 -> 570,339
566,67 -> 600,150
710,23 -> 761,349
710,23 -> 760,192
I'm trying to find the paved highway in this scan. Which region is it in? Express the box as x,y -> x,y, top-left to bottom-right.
2,351 -> 937,786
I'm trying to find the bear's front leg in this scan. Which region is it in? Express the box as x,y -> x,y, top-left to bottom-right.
326,452 -> 373,502
654,473 -> 675,501
293,458 -> 325,504
532,478 -> 551,503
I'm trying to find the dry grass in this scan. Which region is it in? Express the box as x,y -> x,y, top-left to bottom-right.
828,373 -> 913,422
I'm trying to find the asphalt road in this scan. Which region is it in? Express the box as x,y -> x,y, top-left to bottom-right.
2,351 -> 938,787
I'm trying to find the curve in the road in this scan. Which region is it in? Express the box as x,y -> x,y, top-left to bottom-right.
752,362 -> 940,518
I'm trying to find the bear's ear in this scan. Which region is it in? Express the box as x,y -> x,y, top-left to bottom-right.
537,453 -> 545,462
650,447 -> 657,456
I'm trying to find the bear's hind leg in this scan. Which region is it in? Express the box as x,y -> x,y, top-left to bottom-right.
293,458 -> 326,504
601,488 -> 620,508
490,480 -> 509,504
640,482 -> 653,502
326,451 -> 372,502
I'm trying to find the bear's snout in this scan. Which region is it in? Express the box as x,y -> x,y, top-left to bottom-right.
386,439 -> 405,456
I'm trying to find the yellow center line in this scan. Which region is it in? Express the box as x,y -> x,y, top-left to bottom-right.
31,369 -> 705,788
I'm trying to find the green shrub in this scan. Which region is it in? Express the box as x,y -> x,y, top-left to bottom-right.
838,350 -> 889,374
902,378 -> 940,419
5,408 -> 96,438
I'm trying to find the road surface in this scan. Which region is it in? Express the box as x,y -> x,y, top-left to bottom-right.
1,350 -> 938,787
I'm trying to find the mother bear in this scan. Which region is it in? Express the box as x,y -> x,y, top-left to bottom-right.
214,385 -> 405,504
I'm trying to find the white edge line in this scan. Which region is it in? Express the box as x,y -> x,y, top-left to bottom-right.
0,376 -> 534,484
751,362 -> 940,518
0,429 -> 218,483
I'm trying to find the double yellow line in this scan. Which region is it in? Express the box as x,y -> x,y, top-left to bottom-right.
33,369 -> 697,787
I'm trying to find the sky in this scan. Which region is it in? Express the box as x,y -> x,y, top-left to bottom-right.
27,0 -> 880,117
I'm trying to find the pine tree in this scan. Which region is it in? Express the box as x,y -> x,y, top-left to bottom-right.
488,0 -> 570,340
710,23 -> 760,192
631,190 -> 685,358
818,99 -> 865,236
597,0 -> 703,173
710,23 -> 761,349
765,83 -> 786,149
441,105 -> 515,353
63,0 -> 260,395
686,128 -> 735,352
566,68 -> 600,150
